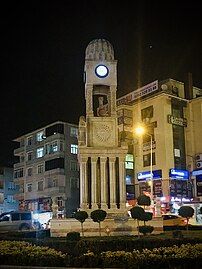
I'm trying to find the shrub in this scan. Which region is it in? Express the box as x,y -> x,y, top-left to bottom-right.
66,231 -> 81,241
0,240 -> 65,266
138,225 -> 154,236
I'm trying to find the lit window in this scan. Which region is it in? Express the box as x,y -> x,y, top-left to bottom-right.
36,131 -> 44,142
37,147 -> 44,158
125,154 -> 134,169
51,141 -> 58,152
7,195 -> 14,203
70,127 -> 78,137
8,181 -> 15,190
71,144 -> 78,154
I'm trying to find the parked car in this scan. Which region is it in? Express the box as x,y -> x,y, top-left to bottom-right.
0,211 -> 42,232
162,213 -> 187,227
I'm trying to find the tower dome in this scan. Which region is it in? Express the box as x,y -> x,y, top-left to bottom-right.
85,39 -> 114,61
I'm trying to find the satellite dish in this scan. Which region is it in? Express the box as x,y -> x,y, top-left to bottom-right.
161,84 -> 168,91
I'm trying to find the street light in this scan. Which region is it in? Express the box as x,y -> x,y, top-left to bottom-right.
134,125 -> 154,204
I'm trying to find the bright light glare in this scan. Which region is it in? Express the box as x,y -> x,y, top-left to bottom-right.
134,126 -> 145,136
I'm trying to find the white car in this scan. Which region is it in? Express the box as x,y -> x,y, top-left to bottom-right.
0,211 -> 42,232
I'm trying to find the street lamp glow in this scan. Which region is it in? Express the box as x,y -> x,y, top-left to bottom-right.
134,126 -> 145,136
134,125 -> 154,208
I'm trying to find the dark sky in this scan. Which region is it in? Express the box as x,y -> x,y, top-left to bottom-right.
1,0 -> 202,166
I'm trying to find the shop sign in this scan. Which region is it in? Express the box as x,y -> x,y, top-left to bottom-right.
117,80 -> 158,106
143,141 -> 156,152
196,176 -> 202,196
167,115 -> 187,127
192,169 -> 202,176
137,169 -> 162,181
169,169 -> 189,180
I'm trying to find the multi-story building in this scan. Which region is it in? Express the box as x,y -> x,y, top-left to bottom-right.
117,76 -> 202,208
13,121 -> 79,217
0,166 -> 18,214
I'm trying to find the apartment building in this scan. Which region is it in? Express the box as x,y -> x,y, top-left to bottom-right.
13,121 -> 79,217
117,77 -> 202,208
0,166 -> 18,214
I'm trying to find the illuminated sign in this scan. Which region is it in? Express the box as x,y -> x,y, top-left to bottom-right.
167,115 -> 187,127
117,80 -> 158,106
192,169 -> 202,176
169,169 -> 189,180
137,169 -> 162,181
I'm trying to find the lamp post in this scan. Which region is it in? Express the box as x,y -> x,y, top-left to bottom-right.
134,126 -> 154,204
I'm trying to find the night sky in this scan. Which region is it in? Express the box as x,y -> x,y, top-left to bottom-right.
1,0 -> 202,166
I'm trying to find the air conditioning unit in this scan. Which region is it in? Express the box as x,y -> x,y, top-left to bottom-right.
195,154 -> 202,161
196,161 -> 202,169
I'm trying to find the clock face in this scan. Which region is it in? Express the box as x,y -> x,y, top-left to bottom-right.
95,65 -> 109,78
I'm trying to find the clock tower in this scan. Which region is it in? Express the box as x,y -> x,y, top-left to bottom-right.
78,39 -> 128,214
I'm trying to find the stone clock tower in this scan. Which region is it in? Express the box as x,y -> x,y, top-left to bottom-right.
78,39 -> 128,214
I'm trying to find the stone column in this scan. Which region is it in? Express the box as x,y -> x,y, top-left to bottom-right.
85,85 -> 94,117
100,157 -> 108,210
109,157 -> 116,209
119,156 -> 126,210
79,157 -> 88,209
110,86 -> 117,116
91,156 -> 98,209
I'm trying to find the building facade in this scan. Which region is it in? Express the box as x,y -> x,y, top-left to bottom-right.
13,121 -> 79,217
117,77 -> 202,209
0,167 -> 18,214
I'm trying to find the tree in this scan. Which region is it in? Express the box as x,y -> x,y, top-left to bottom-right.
137,194 -> 151,209
90,209 -> 107,236
140,212 -> 153,225
178,206 -> 194,231
74,211 -> 88,236
130,206 -> 145,237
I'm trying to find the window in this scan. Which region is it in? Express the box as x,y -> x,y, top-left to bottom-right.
27,183 -> 32,192
47,178 -> 57,188
38,181 -> 43,191
27,151 -> 33,161
71,144 -> 78,154
45,158 -> 64,171
27,136 -> 33,146
57,197 -> 63,207
141,106 -> 153,121
143,152 -> 156,167
27,167 -> 33,177
125,154 -> 134,170
7,195 -> 14,203
70,161 -> 78,171
50,141 -> 58,153
36,147 -> 44,158
36,131 -> 44,142
14,168 -> 24,178
70,127 -> 78,137
0,180 -> 3,189
46,123 -> 64,137
20,155 -> 24,162
71,178 -> 79,190
8,181 -> 15,190
37,164 -> 44,174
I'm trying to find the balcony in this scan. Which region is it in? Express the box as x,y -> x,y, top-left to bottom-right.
43,186 -> 65,195
14,162 -> 25,169
43,133 -> 65,143
44,168 -> 65,176
14,146 -> 24,156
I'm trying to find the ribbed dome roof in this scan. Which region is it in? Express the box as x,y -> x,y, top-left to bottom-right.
85,39 -> 114,61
